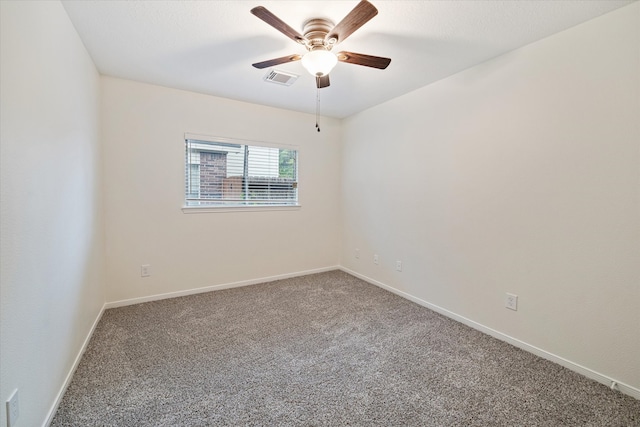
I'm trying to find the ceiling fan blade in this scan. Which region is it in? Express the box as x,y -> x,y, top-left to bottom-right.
337,51 -> 391,69
316,75 -> 330,89
252,54 -> 302,69
326,0 -> 378,44
251,6 -> 307,44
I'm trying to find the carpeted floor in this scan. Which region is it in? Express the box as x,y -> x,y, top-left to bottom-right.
52,270 -> 639,426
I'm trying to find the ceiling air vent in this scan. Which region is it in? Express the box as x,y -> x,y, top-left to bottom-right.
264,69 -> 299,86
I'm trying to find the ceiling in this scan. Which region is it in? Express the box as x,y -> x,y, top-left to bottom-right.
61,0 -> 633,119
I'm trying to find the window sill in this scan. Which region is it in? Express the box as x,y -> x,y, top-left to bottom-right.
182,204 -> 301,214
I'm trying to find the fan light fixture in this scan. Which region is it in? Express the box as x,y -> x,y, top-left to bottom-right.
250,1 -> 392,131
301,49 -> 338,77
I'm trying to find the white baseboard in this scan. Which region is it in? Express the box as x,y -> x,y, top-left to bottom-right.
105,265 -> 340,309
43,303 -> 107,427
340,267 -> 640,401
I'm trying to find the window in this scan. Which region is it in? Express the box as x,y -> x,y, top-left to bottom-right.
185,136 -> 298,208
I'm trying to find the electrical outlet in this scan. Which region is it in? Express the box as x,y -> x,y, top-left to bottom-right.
355,248 -> 360,259
396,260 -> 402,272
6,389 -> 19,427
373,254 -> 379,265
141,264 -> 151,277
505,293 -> 518,311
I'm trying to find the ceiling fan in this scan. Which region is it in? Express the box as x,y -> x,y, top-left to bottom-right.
251,0 -> 391,89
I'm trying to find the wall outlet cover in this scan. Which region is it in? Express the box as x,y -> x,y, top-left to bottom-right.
141,264 -> 151,277
6,389 -> 19,427
505,293 -> 518,311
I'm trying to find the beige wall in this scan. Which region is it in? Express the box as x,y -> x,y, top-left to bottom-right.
341,2 -> 639,391
0,2 -> 105,426
101,77 -> 342,303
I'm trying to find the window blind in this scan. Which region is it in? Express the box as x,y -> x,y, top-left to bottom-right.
185,138 -> 298,207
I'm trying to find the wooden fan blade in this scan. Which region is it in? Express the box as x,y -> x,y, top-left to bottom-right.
316,75 -> 330,89
326,0 -> 378,44
251,6 -> 307,44
252,54 -> 302,69
337,51 -> 391,69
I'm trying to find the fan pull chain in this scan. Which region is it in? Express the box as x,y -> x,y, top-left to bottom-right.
315,82 -> 321,132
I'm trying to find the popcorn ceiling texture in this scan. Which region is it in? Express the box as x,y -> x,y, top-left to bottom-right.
52,271 -> 639,426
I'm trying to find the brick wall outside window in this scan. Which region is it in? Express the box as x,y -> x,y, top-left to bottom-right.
199,151 -> 227,199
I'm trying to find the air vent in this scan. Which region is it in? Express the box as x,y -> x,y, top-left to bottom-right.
264,69 -> 299,86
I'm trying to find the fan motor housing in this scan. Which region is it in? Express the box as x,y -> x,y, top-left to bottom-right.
302,18 -> 335,49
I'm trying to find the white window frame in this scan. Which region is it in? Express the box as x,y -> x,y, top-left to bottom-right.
182,133 -> 300,213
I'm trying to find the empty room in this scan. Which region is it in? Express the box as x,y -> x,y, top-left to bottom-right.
1,0 -> 639,426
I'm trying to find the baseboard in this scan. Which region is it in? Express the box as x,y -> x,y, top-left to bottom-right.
105,265 -> 341,309
42,303 -> 107,427
340,267 -> 640,401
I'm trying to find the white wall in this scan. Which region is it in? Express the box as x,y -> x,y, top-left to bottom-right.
0,2 -> 105,426
341,2 -> 640,392
101,77 -> 342,303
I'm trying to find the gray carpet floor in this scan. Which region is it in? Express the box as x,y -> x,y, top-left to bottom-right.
52,270 -> 639,426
